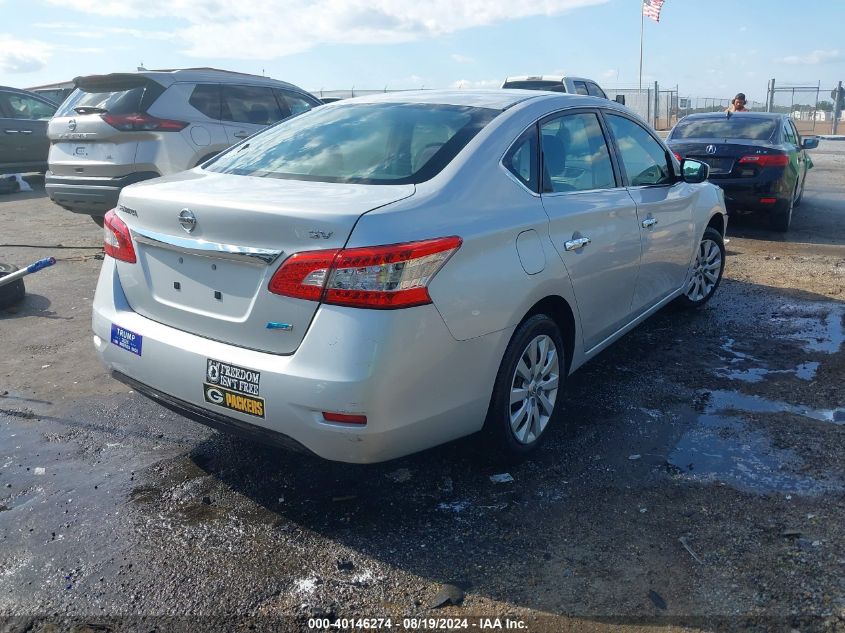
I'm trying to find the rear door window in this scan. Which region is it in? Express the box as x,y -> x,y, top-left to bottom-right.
783,120 -> 797,145
189,84 -> 221,120
573,81 -> 590,96
540,112 -> 615,193
606,114 -> 673,186
221,85 -> 284,125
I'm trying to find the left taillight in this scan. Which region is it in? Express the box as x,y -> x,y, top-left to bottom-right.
103,208 -> 136,263
268,236 -> 462,309
101,112 -> 189,132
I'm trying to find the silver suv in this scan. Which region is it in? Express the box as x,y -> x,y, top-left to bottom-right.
46,68 -> 321,224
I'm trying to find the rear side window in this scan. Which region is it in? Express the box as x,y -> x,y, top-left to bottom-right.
57,77 -> 163,116
206,103 -> 498,185
189,84 -> 221,120
503,125 -> 539,191
671,117 -> 777,141
586,83 -> 607,99
276,90 -> 316,116
606,114 -> 673,186
783,121 -> 796,145
540,112 -> 614,192
572,81 -> 589,96
221,85 -> 284,125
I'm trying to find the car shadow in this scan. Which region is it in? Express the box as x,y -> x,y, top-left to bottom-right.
0,293 -> 69,320
171,278 -> 844,619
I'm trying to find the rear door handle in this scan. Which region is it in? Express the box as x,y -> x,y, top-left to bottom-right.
19,130 -> 33,135
642,218 -> 658,228
4,129 -> 19,134
233,131 -> 250,139
564,237 -> 591,251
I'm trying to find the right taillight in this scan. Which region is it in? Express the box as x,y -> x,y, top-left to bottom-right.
103,209 -> 137,263
101,112 -> 189,132
738,154 -> 789,167
268,236 -> 461,309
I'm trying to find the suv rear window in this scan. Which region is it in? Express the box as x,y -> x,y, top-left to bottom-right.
503,80 -> 566,92
206,103 -> 498,185
672,117 -> 778,141
57,77 -> 164,116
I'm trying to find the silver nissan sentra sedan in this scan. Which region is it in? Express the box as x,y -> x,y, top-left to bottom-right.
92,90 -> 727,463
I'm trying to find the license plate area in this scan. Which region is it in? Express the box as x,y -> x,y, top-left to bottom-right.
691,156 -> 734,175
140,245 -> 264,319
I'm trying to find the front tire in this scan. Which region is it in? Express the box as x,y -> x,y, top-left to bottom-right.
482,314 -> 566,461
0,263 -> 26,309
676,227 -> 725,309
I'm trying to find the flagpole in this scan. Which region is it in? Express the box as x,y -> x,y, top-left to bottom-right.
638,2 -> 644,91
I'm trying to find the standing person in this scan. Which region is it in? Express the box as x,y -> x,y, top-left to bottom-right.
726,93 -> 749,112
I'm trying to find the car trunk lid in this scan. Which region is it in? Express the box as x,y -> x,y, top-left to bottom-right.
670,139 -> 784,178
114,170 -> 415,354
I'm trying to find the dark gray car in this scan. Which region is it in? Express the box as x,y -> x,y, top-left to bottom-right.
0,87 -> 58,174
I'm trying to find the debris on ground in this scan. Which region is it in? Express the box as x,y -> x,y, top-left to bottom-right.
489,473 -> 514,484
430,583 -> 465,608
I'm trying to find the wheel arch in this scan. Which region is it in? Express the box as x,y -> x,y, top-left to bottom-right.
523,295 -> 576,375
706,212 -> 726,237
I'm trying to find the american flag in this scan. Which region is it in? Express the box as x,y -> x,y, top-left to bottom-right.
642,0 -> 665,22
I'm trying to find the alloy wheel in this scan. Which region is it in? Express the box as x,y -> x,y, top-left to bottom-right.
509,334 -> 560,444
685,238 -> 722,302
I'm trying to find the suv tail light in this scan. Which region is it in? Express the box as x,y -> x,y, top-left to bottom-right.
738,154 -> 789,168
103,209 -> 137,263
269,236 -> 462,309
101,112 -> 189,132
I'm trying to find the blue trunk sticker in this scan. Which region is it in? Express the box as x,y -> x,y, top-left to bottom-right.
110,324 -> 143,356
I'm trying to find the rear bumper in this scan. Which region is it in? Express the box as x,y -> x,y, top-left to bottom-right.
709,175 -> 792,214
92,257 -> 509,463
46,171 -> 160,216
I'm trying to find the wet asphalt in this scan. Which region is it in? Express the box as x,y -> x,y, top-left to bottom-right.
1,143 -> 844,632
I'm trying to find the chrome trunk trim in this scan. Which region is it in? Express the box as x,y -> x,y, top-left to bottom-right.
132,227 -> 283,265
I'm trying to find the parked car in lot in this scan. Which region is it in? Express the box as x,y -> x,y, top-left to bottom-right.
502,75 -> 626,104
666,112 -> 818,232
46,68 -> 321,225
0,87 -> 58,174
93,90 -> 726,463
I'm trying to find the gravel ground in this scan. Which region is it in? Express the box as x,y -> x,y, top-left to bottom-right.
1,143 -> 844,633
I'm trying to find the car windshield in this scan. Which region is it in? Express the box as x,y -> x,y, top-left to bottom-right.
672,117 -> 778,141
205,102 -> 499,185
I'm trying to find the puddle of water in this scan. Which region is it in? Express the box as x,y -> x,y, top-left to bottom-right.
716,338 -> 820,383
705,389 -> 844,425
771,303 -> 845,354
669,414 -> 838,495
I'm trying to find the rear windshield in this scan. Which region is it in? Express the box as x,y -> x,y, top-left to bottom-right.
672,117 -> 778,141
205,103 -> 499,185
503,80 -> 566,92
56,78 -> 163,117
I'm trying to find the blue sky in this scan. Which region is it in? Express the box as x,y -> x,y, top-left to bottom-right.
2,0 -> 844,102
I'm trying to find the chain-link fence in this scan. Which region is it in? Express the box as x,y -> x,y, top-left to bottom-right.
605,85 -> 679,130
765,79 -> 844,135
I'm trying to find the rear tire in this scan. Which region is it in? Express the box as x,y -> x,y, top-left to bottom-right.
0,263 -> 26,309
91,216 -> 105,228
771,190 -> 796,233
482,314 -> 566,462
676,227 -> 725,309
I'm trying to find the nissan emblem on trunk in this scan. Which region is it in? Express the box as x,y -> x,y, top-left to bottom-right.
67,119 -> 76,131
178,209 -> 197,233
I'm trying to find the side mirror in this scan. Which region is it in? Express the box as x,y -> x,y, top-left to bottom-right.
614,94 -> 626,106
801,137 -> 819,150
681,158 -> 709,183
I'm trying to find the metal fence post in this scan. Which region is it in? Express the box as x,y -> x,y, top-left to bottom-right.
767,78 -> 775,112
654,81 -> 659,128
834,81 -> 843,135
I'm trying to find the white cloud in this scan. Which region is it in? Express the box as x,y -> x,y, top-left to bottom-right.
452,78 -> 501,89
0,35 -> 53,73
780,49 -> 842,65
450,53 -> 474,64
601,69 -> 616,79
35,23 -> 175,41
45,0 -> 609,60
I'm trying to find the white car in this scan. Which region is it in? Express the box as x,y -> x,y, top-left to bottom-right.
46,68 -> 321,225
93,90 -> 726,463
